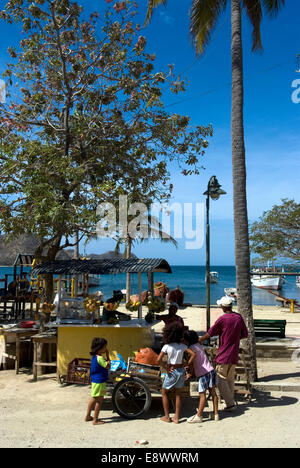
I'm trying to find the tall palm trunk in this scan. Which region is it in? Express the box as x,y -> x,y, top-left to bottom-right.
231,0 -> 257,381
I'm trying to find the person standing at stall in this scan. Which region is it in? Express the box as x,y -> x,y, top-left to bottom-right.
156,303 -> 185,328
183,330 -> 219,423
157,323 -> 195,424
199,296 -> 248,412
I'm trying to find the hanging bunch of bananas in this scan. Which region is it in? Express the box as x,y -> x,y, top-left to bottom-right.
125,299 -> 141,312
84,297 -> 101,313
146,295 -> 165,313
103,301 -> 119,311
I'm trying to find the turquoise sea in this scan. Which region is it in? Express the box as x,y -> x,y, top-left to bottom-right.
1,265 -> 300,306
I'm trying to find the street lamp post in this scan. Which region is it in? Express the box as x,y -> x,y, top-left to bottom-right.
203,176 -> 226,333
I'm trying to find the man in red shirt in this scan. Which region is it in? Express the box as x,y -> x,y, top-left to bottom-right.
199,296 -> 248,411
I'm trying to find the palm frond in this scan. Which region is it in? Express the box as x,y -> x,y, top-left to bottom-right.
243,0 -> 263,52
261,0 -> 285,17
145,0 -> 168,25
243,0 -> 285,51
190,0 -> 227,55
141,227 -> 178,248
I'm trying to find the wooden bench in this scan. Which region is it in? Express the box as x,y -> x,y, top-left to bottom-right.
0,328 -> 38,373
254,319 -> 286,338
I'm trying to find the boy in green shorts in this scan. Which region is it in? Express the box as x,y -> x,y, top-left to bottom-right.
85,337 -> 110,425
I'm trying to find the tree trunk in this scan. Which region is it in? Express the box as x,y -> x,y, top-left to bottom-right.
231,0 -> 257,381
73,230 -> 79,297
34,239 -> 61,302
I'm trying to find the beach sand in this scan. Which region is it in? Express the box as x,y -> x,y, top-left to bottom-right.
1,304 -> 300,449
1,369 -> 299,448
150,303 -> 300,338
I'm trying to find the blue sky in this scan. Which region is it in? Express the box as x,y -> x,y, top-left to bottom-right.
0,0 -> 299,265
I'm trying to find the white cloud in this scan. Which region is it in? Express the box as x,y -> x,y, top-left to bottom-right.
159,11 -> 175,25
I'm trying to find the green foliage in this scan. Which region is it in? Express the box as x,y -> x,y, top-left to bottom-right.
0,0 -> 212,260
146,0 -> 285,54
250,199 -> 300,263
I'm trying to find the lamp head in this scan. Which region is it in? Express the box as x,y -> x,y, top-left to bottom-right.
203,175 -> 226,200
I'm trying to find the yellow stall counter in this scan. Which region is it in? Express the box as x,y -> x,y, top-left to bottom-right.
57,319 -> 154,377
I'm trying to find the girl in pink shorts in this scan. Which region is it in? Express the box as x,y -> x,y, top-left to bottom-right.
183,330 -> 219,423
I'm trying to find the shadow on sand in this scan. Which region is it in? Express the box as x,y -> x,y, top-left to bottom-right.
105,390 -> 299,423
249,389 -> 299,408
257,372 -> 300,382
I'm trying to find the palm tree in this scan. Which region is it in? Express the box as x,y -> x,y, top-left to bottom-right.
146,0 -> 285,380
114,212 -> 177,301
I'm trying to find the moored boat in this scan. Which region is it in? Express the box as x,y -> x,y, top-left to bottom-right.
209,271 -> 219,283
296,276 -> 300,288
224,287 -> 237,301
251,275 -> 284,290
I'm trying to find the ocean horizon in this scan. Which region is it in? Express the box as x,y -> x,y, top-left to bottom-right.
1,264 -> 299,307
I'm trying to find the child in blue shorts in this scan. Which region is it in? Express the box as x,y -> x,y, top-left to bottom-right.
85,337 -> 110,425
157,323 -> 195,424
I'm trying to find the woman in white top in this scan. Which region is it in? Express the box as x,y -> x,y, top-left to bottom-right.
157,323 -> 195,424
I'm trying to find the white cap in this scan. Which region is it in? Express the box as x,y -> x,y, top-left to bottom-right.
217,296 -> 234,307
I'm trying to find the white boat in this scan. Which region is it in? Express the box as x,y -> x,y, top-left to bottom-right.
251,275 -> 284,290
209,272 -> 219,283
296,276 -> 300,288
224,288 -> 237,301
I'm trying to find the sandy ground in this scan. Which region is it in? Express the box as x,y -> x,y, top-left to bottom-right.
1,304 -> 300,449
0,370 -> 300,448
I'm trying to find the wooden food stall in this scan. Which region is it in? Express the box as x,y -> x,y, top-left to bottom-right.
32,258 -> 172,380
0,253 -> 38,322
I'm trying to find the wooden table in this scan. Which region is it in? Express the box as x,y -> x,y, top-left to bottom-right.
32,333 -> 57,381
0,328 -> 38,374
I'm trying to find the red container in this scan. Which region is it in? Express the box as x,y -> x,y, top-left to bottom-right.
20,321 -> 36,328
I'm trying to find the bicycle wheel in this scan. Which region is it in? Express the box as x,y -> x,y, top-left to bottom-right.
112,377 -> 152,419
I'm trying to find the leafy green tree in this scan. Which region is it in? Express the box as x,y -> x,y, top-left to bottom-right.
250,199 -> 300,263
146,0 -> 285,381
0,0 -> 212,300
